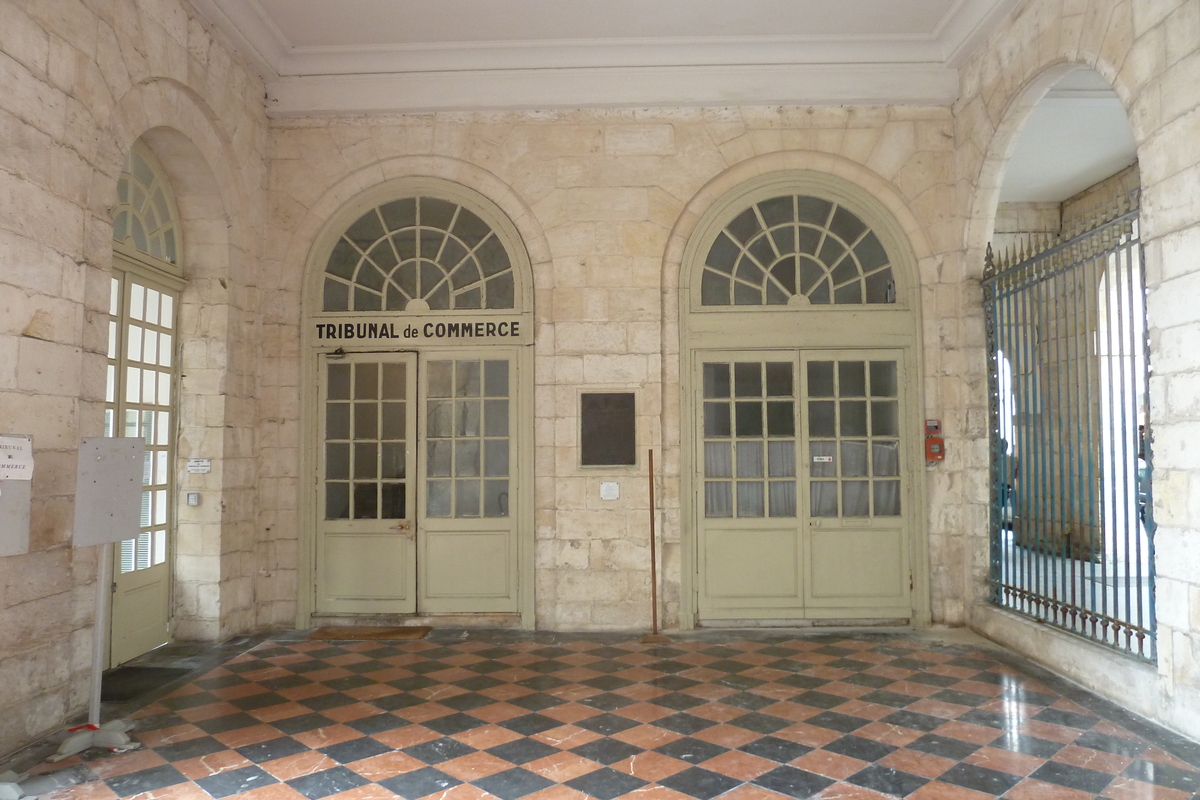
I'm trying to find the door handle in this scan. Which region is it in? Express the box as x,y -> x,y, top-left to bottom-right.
390,520 -> 414,535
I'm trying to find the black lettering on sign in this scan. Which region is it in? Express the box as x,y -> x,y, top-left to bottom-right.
317,319 -> 522,340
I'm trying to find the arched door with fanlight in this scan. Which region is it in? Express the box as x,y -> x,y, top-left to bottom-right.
303,179 -> 534,623
682,173 -> 926,624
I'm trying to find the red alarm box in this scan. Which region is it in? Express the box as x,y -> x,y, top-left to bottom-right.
925,419 -> 944,462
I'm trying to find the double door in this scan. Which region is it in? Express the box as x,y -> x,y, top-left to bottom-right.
696,348 -> 913,621
317,350 -> 518,614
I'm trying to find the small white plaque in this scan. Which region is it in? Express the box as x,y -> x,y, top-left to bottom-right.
187,458 -> 212,474
813,456 -> 834,463
600,481 -> 620,501
0,435 -> 34,480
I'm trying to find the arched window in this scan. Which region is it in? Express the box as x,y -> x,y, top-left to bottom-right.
700,195 -> 895,307
322,197 -> 515,312
113,146 -> 180,265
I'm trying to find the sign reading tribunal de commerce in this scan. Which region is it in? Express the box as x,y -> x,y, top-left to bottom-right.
314,318 -> 523,342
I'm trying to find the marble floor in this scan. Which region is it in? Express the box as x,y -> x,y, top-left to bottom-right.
22,629 -> 1200,800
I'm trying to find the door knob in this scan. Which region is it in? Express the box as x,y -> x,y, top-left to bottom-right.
390,520 -> 413,534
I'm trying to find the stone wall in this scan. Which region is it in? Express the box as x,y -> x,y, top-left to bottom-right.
958,0 -> 1200,740
0,0 -> 268,757
260,106 -> 964,632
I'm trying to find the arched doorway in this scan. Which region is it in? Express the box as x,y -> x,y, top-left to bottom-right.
680,172 -> 925,625
106,140 -> 185,665
302,178 -> 535,624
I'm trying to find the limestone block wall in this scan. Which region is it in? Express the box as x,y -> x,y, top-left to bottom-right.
260,105 -> 964,632
0,0 -> 268,757
957,0 -> 1200,740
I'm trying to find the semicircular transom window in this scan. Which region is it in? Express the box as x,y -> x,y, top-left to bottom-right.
113,147 -> 179,265
701,195 -> 895,306
324,196 -> 516,312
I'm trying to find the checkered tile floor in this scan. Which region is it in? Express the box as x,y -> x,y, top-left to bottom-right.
38,631 -> 1200,799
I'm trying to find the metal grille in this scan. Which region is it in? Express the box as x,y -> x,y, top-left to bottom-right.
983,193 -> 1155,660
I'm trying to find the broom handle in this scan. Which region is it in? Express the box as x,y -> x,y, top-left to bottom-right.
649,449 -> 658,635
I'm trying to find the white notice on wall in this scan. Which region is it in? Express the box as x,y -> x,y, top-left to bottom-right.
0,435 -> 34,481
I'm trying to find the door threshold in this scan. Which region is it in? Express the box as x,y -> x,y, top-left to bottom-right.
697,618 -> 911,628
309,612 -> 523,630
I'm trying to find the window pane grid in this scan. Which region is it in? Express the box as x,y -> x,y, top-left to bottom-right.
426,359 -> 510,518
108,272 -> 178,574
703,360 -> 796,518
806,359 -> 902,518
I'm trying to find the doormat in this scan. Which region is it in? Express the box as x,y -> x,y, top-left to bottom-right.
100,666 -> 191,702
307,626 -> 432,641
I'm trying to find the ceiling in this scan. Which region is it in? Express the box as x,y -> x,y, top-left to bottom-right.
190,1 -> 1138,203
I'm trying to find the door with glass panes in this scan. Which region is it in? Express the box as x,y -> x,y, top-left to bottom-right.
697,349 -> 910,620
317,350 -> 518,614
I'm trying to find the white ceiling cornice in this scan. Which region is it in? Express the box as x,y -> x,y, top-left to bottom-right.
192,0 -> 1020,115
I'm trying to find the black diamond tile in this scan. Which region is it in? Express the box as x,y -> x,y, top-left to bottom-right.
575,712 -> 640,736
153,735 -> 228,762
824,734 -> 896,763
581,691 -> 636,711
344,659 -> 390,674
194,675 -> 248,690
379,767 -> 461,798
699,646 -> 743,658
717,674 -> 764,690
570,737 -> 642,765
531,646 -> 574,658
474,767 -> 557,800
739,735 -> 814,763
423,712 -> 489,735
285,767 -> 369,796
300,692 -> 356,712
389,675 -> 439,691
655,712 -> 718,735
582,675 -> 633,691
990,732 -> 1065,758
227,691 -> 288,712
945,657 -> 996,670
753,765 -> 836,797
1073,731 -> 1147,758
589,646 -> 633,659
372,692 -> 425,712
586,659 -> 631,674
813,645 -> 856,657
843,672 -> 896,689
648,660 -> 692,674
930,688 -> 989,708
906,733 -> 981,761
728,712 -> 791,734
283,660 -> 332,674
1121,759 -> 1200,793
403,737 -> 477,764
500,712 -> 563,735
517,675 -> 571,691
938,762 -> 1023,795
888,658 -> 936,670
486,738 -> 561,765
160,692 -> 219,711
319,736 -> 390,764
881,710 -> 951,733
722,691 -> 776,711
759,646 -> 803,658
523,659 -> 569,674
438,692 -> 495,712
658,766 -> 742,800
652,692 -> 708,711
236,736 -> 310,763
1032,708 -> 1099,730
105,765 -> 188,797
1030,761 -> 1114,793
655,736 -> 728,765
644,646 -> 686,658
464,660 -> 509,674
1001,686 -> 1058,707
129,712 -> 187,732
272,712 -> 334,735
475,647 -> 520,659
323,675 -> 374,692
957,709 -> 1007,729
259,674 -> 312,691
195,712 -> 262,735
509,692 -> 565,712
405,659 -> 455,674
964,671 -> 1007,686
565,766 -> 648,800
794,691 -> 849,710
847,764 -> 928,797
860,689 -> 920,708
777,673 -> 829,690
195,765 -> 277,798
454,675 -> 505,691
906,672 -> 960,688
346,712 -> 406,735
824,659 -> 872,672
705,659 -> 751,674
648,675 -> 700,691
805,711 -> 869,733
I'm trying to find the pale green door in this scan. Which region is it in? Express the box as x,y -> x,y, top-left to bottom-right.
316,351 -> 519,614
317,353 -> 418,613
697,349 -> 911,621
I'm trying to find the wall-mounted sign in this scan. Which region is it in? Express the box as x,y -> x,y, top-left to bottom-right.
581,393 -> 636,467
314,319 -> 523,342
187,458 -> 212,474
0,435 -> 34,481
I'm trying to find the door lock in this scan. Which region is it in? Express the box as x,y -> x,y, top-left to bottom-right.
390,520 -> 413,535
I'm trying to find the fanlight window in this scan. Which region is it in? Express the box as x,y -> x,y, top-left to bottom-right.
113,148 -> 178,265
701,195 -> 895,306
324,197 -> 516,312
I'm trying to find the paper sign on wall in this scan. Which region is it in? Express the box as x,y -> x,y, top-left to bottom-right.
0,435 -> 34,481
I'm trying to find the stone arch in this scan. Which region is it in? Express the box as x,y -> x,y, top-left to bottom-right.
87,78 -> 262,641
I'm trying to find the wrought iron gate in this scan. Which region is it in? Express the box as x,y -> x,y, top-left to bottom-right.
983,193 -> 1155,660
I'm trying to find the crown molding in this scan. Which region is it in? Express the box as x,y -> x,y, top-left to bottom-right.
266,63 -> 960,116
